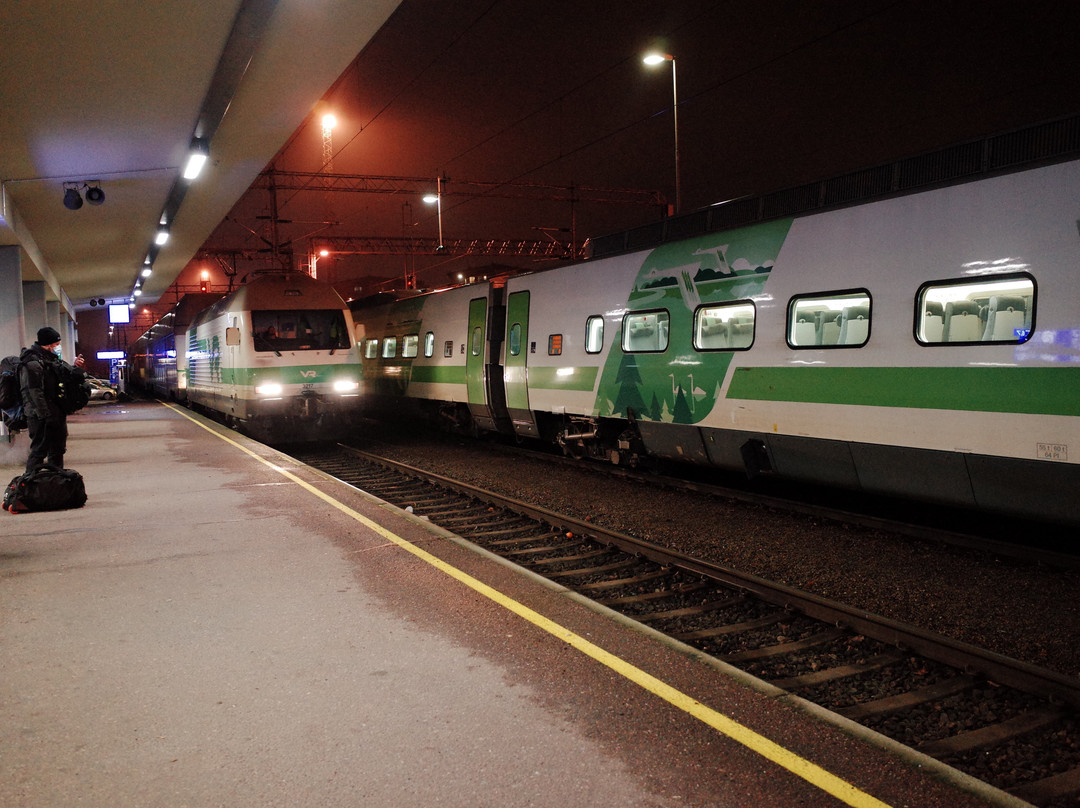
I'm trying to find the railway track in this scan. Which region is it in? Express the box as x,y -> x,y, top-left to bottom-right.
289,443 -> 1080,807
482,440 -> 1080,569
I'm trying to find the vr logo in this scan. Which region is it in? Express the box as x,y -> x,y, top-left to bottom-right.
300,370 -> 317,378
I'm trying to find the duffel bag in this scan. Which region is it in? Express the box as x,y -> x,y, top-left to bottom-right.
4,467 -> 87,513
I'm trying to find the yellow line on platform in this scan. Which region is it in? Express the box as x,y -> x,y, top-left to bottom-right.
164,403 -> 894,808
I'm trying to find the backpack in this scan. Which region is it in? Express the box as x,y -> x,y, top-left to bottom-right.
54,362 -> 91,415
0,355 -> 27,431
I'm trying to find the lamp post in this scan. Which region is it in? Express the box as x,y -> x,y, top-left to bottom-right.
309,248 -> 330,279
643,52 -> 680,215
402,202 -> 417,289
422,175 -> 445,251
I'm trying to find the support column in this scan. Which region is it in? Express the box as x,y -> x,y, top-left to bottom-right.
45,299 -> 77,363
0,247 -> 27,443
22,280 -> 47,342
0,246 -> 25,357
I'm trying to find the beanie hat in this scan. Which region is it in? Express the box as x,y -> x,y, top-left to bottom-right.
37,327 -> 62,345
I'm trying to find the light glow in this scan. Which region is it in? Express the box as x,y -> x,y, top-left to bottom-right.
255,382 -> 283,397
182,152 -> 208,180
333,379 -> 359,393
183,138 -> 209,180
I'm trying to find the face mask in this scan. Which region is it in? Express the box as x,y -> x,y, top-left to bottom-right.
51,345 -> 63,356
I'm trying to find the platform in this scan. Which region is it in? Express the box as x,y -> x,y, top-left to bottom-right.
1,401 -> 1026,807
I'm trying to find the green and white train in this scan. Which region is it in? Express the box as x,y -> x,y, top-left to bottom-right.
352,155 -> 1080,525
138,272 -> 363,441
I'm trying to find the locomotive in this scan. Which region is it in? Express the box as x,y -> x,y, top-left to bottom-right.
133,272 -> 363,441
351,150 -> 1080,526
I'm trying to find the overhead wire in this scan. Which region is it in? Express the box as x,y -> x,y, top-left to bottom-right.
271,0 -> 907,258
274,0 -> 503,218
434,0 -> 907,211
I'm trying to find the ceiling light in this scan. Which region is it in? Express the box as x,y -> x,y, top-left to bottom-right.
141,267 -> 153,278
63,187 -> 83,210
155,224 -> 170,245
183,138 -> 209,180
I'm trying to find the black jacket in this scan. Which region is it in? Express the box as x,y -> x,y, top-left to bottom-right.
18,343 -> 76,421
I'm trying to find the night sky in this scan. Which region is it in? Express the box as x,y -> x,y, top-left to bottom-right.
199,0 -> 1080,294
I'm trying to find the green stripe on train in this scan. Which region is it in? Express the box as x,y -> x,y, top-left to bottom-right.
409,365 -> 467,385
726,366 -> 1080,416
210,365 -> 361,385
527,366 -> 599,392
403,364 -> 598,390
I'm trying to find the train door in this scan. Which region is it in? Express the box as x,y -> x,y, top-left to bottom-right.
466,296 -> 487,414
466,293 -> 513,434
503,290 -> 538,438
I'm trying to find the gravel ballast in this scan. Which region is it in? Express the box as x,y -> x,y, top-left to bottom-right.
352,430 -> 1080,680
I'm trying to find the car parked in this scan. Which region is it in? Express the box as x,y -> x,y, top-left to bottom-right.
87,378 -> 116,401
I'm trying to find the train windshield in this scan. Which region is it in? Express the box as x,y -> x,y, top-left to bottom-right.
251,310 -> 350,352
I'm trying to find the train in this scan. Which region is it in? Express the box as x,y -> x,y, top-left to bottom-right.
350,154 -> 1080,526
131,272 -> 363,441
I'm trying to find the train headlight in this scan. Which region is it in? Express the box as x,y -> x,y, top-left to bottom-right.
256,382 -> 284,397
333,379 -> 359,394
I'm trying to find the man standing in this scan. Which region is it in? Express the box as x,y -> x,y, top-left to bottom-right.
18,326 -> 86,473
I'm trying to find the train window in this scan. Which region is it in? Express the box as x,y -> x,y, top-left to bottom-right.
471,327 -> 483,357
548,334 -> 563,356
509,323 -> 522,356
251,309 -> 350,351
787,290 -> 871,348
585,316 -> 604,353
382,337 -> 397,358
364,339 -> 378,359
443,340 -> 454,358
402,334 -> 419,358
693,301 -> 756,351
622,310 -> 670,353
915,274 -> 1035,345
424,332 -> 435,358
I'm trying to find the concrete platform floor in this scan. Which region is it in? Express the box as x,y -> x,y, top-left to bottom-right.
0,401 -> 1027,807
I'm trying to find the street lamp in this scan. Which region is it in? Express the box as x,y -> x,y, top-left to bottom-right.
423,175 -> 445,251
643,52 -> 680,215
310,248 -> 330,279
